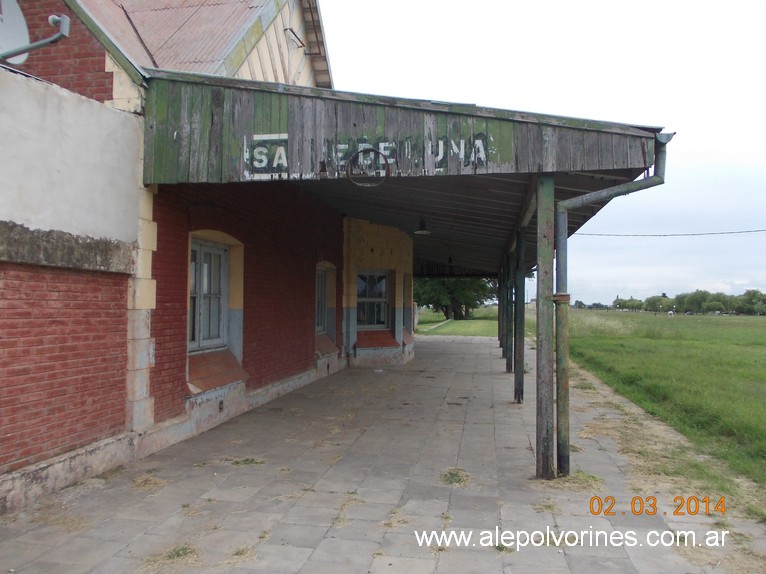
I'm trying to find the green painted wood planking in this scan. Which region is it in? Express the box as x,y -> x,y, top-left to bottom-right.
143,77 -> 657,184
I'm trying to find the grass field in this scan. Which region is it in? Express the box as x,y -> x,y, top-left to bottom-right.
416,306 -> 499,336
566,310 -> 766,488
417,306 -> 766,491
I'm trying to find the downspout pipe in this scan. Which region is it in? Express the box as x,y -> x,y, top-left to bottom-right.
553,131 -> 674,476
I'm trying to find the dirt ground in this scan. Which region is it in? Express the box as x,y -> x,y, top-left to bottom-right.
567,361 -> 766,574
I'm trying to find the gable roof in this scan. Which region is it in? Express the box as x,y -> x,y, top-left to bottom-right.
67,0 -> 332,87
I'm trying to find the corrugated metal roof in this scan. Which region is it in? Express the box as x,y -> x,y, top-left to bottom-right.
72,0 -> 156,69
120,0 -> 267,74
74,0 -> 333,85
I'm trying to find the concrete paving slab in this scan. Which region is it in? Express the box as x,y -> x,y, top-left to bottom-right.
292,490 -> 348,508
280,504 -> 339,527
370,553 -> 437,574
355,486 -> 407,505
0,538 -> 52,572
12,522 -> 78,547
565,554 -> 639,573
622,531 -> 714,574
269,522 -> 330,547
310,537 -> 378,566
199,484 -> 264,502
327,518 -> 388,543
81,516 -> 154,543
10,559 -> 93,574
399,497 -> 450,517
339,500 -> 392,522
250,543 -> 313,572
502,544 -> 571,569
380,530 -> 436,558
434,548 -> 504,574
297,559 -> 369,574
114,533 -> 175,561
87,555 -> 146,574
34,536 -> 127,565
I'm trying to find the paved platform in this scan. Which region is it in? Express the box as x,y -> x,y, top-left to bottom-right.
1,336 -> 763,573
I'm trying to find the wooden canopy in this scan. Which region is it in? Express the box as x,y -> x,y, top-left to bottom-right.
143,68 -> 661,277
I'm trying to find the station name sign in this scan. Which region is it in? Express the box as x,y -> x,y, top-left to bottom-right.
243,133 -> 490,181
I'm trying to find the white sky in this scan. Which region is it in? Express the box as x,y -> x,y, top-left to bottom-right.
318,0 -> 766,304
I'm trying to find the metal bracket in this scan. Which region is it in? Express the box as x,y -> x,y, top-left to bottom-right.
0,14 -> 70,63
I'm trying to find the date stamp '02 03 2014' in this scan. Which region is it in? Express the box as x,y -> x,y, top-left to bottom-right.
589,496 -> 726,517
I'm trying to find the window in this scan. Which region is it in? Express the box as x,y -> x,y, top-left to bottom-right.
316,267 -> 327,333
189,240 -> 228,351
357,272 -> 390,329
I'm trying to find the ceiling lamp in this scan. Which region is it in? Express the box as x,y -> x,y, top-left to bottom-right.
414,218 -> 431,235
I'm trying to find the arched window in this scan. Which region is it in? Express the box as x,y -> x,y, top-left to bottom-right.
189,238 -> 228,351
187,231 -> 247,394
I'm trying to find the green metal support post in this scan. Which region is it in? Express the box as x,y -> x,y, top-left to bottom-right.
536,175 -> 555,479
513,230 -> 526,403
553,292 -> 570,476
554,204 -> 571,477
499,268 -> 506,353
505,252 -> 514,373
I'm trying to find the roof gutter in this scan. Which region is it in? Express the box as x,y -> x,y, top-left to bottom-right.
552,131 -> 674,478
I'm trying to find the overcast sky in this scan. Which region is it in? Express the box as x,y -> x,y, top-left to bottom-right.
318,0 -> 765,304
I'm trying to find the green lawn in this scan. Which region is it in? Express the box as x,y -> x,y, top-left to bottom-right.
567,310 -> 766,486
415,307 -> 449,326
416,306 -> 499,336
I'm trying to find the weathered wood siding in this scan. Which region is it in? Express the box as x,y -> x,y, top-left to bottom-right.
144,76 -> 655,186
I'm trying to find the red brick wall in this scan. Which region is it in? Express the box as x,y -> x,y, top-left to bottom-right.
0,263 -> 128,474
235,187 -> 343,388
151,184 -> 344,421
11,1 -> 113,102
150,192 -> 189,423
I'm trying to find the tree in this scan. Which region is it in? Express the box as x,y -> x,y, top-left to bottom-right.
702,301 -> 725,314
644,295 -> 674,313
414,277 -> 495,320
674,292 -> 690,313
686,290 -> 711,314
613,296 -> 643,311
708,292 -> 733,313
674,290 -> 711,314
733,289 -> 766,315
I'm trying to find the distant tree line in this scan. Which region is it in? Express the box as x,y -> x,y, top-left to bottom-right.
573,289 -> 766,315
